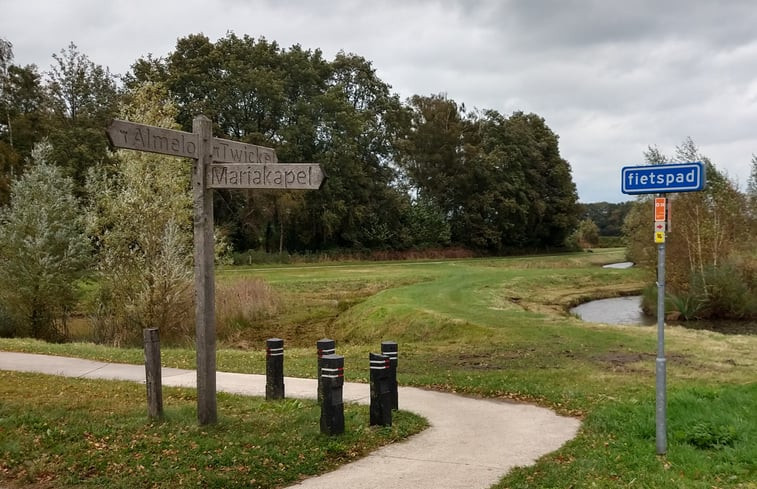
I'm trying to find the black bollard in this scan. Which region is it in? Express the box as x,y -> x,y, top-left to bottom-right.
381,341 -> 398,410
369,352 -> 392,427
266,338 -> 285,400
143,328 -> 163,419
320,354 -> 345,435
316,338 -> 336,405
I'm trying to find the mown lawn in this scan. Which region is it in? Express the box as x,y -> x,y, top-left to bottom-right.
2,249 -> 755,488
0,372 -> 426,489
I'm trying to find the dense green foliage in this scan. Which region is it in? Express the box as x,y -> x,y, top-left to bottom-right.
1,34 -> 580,256
398,98 -> 579,250
580,201 -> 633,236
0,41 -> 120,201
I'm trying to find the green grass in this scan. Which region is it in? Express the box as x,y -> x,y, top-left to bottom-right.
0,371 -> 427,489
2,249 -> 756,488
499,384 -> 757,488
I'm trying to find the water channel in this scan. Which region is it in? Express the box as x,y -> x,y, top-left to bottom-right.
570,295 -> 655,326
570,262 -> 756,335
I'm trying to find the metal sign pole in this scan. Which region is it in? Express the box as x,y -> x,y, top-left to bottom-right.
621,163 -> 706,456
655,196 -> 667,455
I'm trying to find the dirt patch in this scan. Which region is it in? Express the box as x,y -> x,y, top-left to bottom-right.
593,351 -> 691,372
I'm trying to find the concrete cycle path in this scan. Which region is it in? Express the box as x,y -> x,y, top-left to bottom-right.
0,351 -> 580,489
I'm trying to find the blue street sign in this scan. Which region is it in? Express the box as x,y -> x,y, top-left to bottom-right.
621,161 -> 706,195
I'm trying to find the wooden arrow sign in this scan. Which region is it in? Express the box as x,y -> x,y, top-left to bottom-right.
207,163 -> 325,190
107,119 -> 278,164
106,119 -> 199,159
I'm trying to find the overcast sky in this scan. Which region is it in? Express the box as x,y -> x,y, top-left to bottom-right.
2,0 -> 756,202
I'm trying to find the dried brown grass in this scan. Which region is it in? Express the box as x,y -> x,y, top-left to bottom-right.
215,278 -> 281,339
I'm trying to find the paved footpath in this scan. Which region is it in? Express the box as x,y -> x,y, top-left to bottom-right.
0,352 -> 580,489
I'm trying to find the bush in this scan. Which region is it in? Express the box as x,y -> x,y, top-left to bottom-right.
692,263 -> 757,319
667,292 -> 703,320
90,219 -> 194,346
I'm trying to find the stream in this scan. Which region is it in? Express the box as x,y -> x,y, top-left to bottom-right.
570,262 -> 755,334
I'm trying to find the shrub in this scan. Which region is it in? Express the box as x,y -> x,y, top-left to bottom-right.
667,292 -> 703,320
692,263 -> 756,319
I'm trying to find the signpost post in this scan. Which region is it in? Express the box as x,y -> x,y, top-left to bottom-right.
107,118 -> 325,425
621,161 -> 705,455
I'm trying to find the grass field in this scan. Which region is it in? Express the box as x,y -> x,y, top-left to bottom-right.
0,372 -> 426,488
2,249 -> 755,488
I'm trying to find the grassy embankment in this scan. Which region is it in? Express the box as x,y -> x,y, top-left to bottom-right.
2,249 -> 755,488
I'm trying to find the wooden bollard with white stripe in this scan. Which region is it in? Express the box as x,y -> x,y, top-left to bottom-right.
316,338 -> 336,406
369,352 -> 392,427
381,341 -> 398,410
266,338 -> 285,400
320,354 -> 345,435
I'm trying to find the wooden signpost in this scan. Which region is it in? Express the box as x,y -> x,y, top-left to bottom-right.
107,116 -> 325,425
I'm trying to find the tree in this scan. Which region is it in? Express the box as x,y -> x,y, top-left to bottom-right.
46,43 -> 120,193
572,219 -> 600,248
0,39 -> 50,204
133,35 -> 411,252
399,102 -> 579,252
87,82 -> 193,346
0,141 -> 90,340
581,201 -> 634,236
294,51 -> 409,250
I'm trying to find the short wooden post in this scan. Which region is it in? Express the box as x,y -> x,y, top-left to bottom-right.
193,115 -> 217,425
143,328 -> 163,419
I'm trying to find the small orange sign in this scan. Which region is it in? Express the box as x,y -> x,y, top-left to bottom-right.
654,198 -> 667,222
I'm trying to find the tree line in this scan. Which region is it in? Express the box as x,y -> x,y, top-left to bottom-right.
1,33 -> 580,255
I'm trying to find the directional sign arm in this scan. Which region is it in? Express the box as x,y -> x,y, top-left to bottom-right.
206,163 -> 326,190
106,119 -> 198,159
